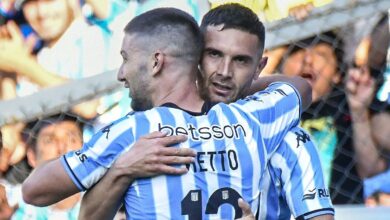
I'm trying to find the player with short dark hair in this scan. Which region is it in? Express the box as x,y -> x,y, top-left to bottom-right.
21,7 -> 311,219
80,4 -> 333,220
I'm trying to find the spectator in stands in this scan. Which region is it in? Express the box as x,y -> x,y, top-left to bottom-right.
0,0 -> 125,117
1,114 -> 84,219
345,13 -> 390,208
272,31 -> 364,204
347,13 -> 390,175
0,0 -> 98,184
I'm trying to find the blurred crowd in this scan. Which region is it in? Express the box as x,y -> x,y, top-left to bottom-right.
0,0 -> 390,219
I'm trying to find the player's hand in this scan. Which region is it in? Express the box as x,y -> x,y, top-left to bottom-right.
113,131 -> 195,179
236,198 -> 255,220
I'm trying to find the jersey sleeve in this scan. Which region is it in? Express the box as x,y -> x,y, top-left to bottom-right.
61,117 -> 134,191
238,82 -> 302,154
271,127 -> 334,219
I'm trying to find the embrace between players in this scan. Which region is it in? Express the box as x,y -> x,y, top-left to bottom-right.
22,4 -> 334,220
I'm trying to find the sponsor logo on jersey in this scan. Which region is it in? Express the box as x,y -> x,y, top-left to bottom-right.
158,123 -> 246,141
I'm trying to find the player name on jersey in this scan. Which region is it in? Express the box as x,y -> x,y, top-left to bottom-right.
185,149 -> 239,173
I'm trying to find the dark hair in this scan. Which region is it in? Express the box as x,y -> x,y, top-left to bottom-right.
200,3 -> 265,52
124,7 -> 203,63
281,31 -> 346,79
23,113 -> 84,152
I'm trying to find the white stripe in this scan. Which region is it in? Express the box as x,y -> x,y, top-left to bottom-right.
152,176 -> 171,220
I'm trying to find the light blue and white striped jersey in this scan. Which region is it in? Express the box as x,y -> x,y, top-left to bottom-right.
259,127 -> 334,220
61,82 -> 301,219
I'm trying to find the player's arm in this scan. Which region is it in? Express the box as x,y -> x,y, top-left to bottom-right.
248,75 -> 312,111
22,158 -> 79,206
79,131 -> 195,220
273,127 -> 334,220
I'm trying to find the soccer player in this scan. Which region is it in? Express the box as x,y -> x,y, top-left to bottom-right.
199,4 -> 333,219
79,4 -> 333,220
22,7 -> 311,219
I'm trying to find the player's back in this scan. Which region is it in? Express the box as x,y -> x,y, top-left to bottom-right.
122,84 -> 303,220
123,102 -> 268,219
61,82 -> 302,219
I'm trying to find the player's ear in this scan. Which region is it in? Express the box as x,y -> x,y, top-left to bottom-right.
254,57 -> 268,80
152,50 -> 164,76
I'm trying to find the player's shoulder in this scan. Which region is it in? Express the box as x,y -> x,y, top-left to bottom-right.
280,126 -> 314,150
235,82 -> 299,107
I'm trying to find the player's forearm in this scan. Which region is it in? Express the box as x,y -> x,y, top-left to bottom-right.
79,167 -> 133,220
350,110 -> 386,178
22,159 -> 79,206
248,75 -> 312,111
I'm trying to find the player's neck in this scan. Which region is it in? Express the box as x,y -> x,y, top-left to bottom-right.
155,77 -> 204,112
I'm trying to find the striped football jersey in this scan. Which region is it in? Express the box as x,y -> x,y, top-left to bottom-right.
258,126 -> 334,220
61,82 -> 301,219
